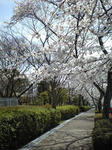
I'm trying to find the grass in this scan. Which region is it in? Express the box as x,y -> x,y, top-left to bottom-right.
95,112 -> 112,120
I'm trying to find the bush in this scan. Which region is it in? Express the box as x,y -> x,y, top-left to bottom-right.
92,119 -> 112,150
0,105 -> 89,149
56,88 -> 69,105
0,106 -> 61,150
39,91 -> 49,105
94,113 -> 102,121
57,105 -> 79,120
79,106 -> 90,112
41,103 -> 52,109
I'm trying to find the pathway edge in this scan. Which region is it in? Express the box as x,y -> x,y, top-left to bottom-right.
18,111 -> 92,150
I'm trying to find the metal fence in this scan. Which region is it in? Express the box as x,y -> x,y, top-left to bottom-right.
0,98 -> 18,107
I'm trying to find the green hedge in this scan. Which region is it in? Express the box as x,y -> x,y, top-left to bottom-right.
57,105 -> 79,120
92,119 -> 112,150
0,107 -> 61,150
0,105 -> 89,149
79,106 -> 90,112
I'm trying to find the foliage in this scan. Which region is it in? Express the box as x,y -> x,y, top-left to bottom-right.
0,68 -> 29,98
0,106 -> 61,150
94,113 -> 112,122
57,105 -> 79,120
79,106 -> 91,112
92,119 -> 112,150
37,79 -> 70,107
38,80 -> 50,94
41,103 -> 52,109
94,113 -> 103,121
39,91 -> 49,105
0,104 -> 90,149
72,94 -> 80,105
1,0 -> 112,117
57,88 -> 69,105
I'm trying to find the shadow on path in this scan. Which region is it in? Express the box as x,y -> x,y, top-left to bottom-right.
20,109 -> 95,150
31,109 -> 95,150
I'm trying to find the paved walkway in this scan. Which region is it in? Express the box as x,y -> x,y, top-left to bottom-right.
30,109 -> 95,150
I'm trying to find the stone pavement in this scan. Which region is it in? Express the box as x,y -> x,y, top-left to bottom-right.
30,109 -> 95,150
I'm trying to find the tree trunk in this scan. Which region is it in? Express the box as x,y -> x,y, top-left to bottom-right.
98,93 -> 103,113
78,95 -> 82,107
68,96 -> 71,105
52,89 -> 57,109
103,70 -> 112,119
68,85 -> 71,104
49,95 -> 52,104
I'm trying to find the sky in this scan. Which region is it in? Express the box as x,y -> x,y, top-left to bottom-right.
0,0 -> 15,25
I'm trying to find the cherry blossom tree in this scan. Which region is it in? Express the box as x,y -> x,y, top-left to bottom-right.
47,0 -> 112,118
8,0 -> 112,116
0,31 -> 37,103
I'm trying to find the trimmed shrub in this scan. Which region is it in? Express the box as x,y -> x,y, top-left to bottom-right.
79,106 -> 90,112
0,107 -> 61,150
57,105 -> 79,120
92,119 -> 112,150
41,103 -> 52,109
0,105 -> 89,149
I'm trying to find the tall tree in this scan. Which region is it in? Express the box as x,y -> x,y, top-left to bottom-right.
8,0 -> 112,115
0,68 -> 29,98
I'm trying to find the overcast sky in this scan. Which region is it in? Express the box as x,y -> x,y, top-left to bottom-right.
0,0 -> 15,24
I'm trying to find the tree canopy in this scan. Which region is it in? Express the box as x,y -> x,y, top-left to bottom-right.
0,0 -> 112,116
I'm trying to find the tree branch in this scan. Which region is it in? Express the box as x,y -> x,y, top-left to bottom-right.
99,0 -> 111,20
33,12 -> 58,37
17,83 -> 33,98
99,6 -> 112,17
98,36 -> 108,55
93,81 -> 105,96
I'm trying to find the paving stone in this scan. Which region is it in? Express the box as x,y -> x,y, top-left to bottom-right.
30,109 -> 95,150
